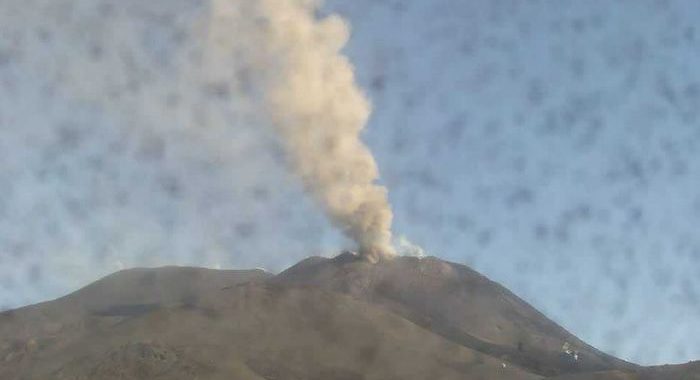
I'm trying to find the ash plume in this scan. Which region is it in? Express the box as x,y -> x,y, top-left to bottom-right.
226,0 -> 396,261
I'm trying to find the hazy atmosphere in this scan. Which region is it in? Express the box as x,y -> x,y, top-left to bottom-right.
1,0 -> 699,367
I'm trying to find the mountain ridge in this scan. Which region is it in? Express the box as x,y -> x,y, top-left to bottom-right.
0,254 -> 696,380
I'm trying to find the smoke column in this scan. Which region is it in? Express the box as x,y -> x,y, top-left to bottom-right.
222,0 -> 396,261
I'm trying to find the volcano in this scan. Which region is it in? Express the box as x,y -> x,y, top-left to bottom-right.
0,253 -> 697,380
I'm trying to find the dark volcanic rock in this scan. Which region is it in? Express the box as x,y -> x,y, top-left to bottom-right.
0,255 -> 696,380
276,254 -> 635,376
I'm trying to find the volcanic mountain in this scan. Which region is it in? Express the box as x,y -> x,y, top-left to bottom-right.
0,253 -> 697,379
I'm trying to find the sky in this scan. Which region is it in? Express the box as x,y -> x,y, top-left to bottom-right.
1,0 -> 699,365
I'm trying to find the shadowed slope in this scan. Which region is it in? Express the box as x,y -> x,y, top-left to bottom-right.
276,253 -> 635,377
0,267 -> 540,380
0,255 -> 697,380
548,361 -> 700,380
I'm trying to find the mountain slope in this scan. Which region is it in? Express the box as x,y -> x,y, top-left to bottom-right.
276,252 -> 634,376
0,254 -> 696,379
0,265 -> 539,380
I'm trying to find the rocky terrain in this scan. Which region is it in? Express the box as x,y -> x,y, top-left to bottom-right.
1,253 -> 697,379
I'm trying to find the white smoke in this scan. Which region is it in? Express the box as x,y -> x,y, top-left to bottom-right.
219,0 -> 396,261
395,236 -> 427,258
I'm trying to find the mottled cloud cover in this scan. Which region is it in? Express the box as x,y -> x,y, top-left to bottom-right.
1,0 -> 699,365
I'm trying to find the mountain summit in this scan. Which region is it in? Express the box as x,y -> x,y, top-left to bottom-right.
0,254 -> 696,379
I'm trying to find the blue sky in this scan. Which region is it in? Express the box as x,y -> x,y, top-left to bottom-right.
1,0 -> 699,365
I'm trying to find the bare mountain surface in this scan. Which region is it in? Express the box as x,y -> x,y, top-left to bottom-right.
638,362 -> 700,380
0,267 -> 271,341
549,371 -> 638,380
549,362 -> 700,380
0,254 -> 697,379
275,252 -> 634,376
